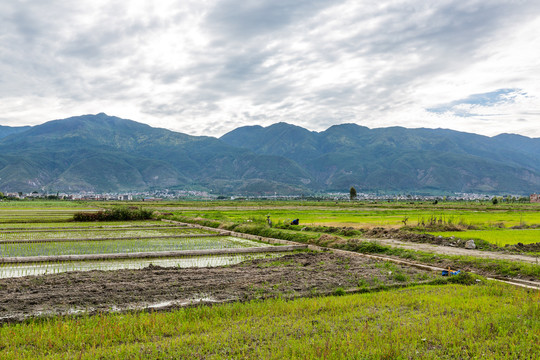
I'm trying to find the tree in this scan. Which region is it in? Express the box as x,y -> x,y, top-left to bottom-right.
492,197 -> 498,205
349,186 -> 357,201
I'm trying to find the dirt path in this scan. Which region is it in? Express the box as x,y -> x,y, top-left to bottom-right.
0,252 -> 438,323
369,237 -> 540,264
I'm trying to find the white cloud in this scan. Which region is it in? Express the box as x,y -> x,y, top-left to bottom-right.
1,0 -> 539,138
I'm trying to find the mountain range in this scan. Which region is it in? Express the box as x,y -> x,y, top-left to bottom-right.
0,113 -> 539,195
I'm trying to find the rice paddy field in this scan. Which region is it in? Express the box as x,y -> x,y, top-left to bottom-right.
0,210 -> 97,223
1,200 -> 539,359
0,236 -> 269,257
0,208 -> 285,280
429,229 -> 540,246
0,253 -> 285,278
173,206 -> 540,228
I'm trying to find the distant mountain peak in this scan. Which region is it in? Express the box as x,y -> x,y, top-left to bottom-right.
0,124 -> 31,140
1,114 -> 539,194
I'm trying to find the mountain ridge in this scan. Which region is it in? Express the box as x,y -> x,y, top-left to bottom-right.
1,113 -> 539,194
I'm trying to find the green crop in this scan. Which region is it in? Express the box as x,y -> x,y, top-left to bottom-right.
429,229 -> 540,246
0,282 -> 538,359
174,207 -> 540,229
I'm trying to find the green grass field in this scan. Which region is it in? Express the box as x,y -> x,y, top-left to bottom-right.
175,207 -> 540,228
3,200 -> 540,228
1,282 -> 538,359
1,200 -> 539,359
429,229 -> 540,246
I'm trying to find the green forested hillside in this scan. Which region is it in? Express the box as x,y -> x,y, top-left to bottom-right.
0,125 -> 31,139
0,114 -> 312,193
0,113 -> 539,194
221,122 -> 540,193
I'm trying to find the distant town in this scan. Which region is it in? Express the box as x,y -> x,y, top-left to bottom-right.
0,189 -> 536,203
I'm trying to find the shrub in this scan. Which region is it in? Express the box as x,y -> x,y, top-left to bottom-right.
73,207 -> 153,222
333,287 -> 346,296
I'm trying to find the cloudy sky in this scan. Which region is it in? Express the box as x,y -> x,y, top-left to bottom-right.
1,0 -> 540,137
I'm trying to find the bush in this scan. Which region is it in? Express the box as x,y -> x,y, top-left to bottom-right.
333,287 -> 346,296
73,207 -> 153,222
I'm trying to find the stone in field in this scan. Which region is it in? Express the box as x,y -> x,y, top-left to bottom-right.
465,240 -> 476,249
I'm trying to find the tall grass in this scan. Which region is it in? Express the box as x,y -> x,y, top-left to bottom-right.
0,283 -> 537,359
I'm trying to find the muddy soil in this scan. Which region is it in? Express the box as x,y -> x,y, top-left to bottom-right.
357,237 -> 540,265
0,251 -> 437,323
364,227 -> 499,249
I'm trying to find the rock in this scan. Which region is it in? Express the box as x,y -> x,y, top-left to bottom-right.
465,240 -> 476,249
517,242 -> 524,247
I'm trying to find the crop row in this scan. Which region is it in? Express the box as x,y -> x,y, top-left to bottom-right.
0,252 -> 287,279
0,220 -> 168,229
0,236 -> 268,258
0,228 -> 213,241
0,225 -> 186,234
0,216 -> 76,223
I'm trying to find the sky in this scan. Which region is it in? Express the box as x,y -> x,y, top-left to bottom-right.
1,0 -> 540,138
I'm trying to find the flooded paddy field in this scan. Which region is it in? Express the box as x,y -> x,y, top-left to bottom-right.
0,215 -> 281,279
0,209 -> 100,223
0,251 -> 438,322
0,252 -> 289,278
0,236 -> 267,258
0,206 -> 439,322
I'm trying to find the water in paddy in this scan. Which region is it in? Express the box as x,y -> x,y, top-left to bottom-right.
0,236 -> 268,257
0,252 -> 288,279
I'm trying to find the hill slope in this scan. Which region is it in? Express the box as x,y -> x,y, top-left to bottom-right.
1,114 -> 539,194
221,123 -> 540,193
0,114 -> 313,193
0,125 -> 31,140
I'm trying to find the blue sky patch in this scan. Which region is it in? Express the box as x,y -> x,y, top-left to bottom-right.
427,88 -> 525,117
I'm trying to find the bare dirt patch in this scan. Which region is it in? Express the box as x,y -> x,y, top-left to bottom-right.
359,237 -> 540,264
0,251 -> 437,322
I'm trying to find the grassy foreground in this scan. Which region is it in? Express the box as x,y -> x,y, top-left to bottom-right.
1,282 -> 538,359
